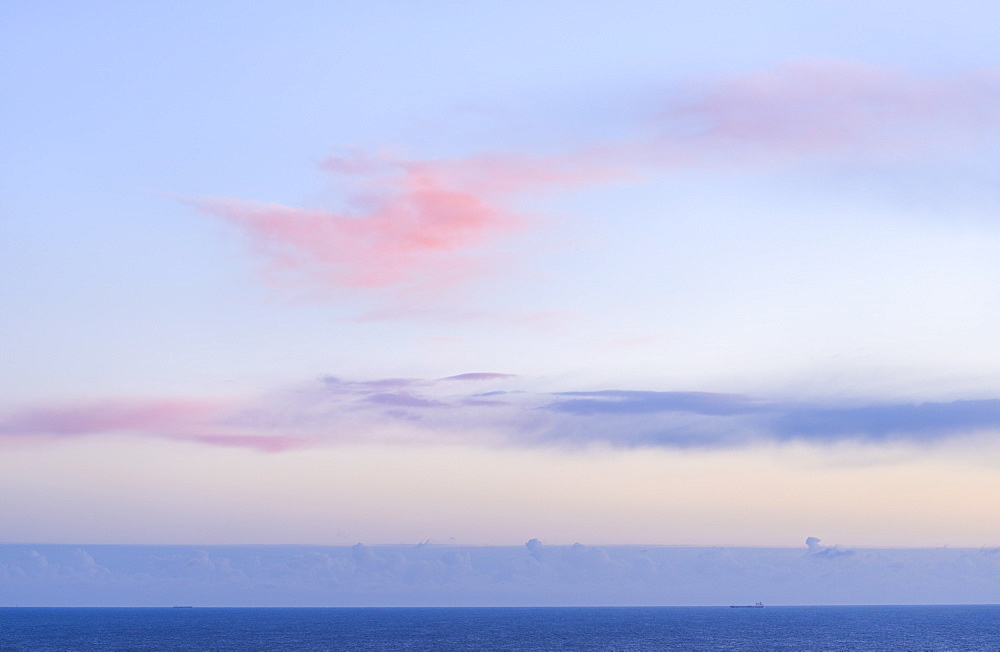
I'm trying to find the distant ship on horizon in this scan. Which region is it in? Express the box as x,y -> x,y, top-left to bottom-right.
730,602 -> 764,608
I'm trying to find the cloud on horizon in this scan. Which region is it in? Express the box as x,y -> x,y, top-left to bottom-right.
3,541 -> 998,606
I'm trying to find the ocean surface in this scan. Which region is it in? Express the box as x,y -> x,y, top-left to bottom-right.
1,605 -> 997,651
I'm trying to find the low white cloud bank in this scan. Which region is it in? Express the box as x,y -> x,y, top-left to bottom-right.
3,540 -> 999,607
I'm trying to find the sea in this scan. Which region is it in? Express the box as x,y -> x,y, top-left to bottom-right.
1,605 -> 997,651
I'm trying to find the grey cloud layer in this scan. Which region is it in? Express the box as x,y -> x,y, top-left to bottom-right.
312,378 -> 1000,448
773,400 -> 1000,441
537,390 -> 1000,446
546,391 -> 758,417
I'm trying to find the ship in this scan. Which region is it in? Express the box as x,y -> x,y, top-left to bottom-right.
730,602 -> 764,608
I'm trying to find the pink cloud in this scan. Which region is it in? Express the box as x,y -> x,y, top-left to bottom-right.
6,373 -> 1000,455
0,399 -> 315,454
0,372 -> 525,452
192,61 -> 1000,309
196,156 -> 529,297
169,433 -> 314,453
656,61 -> 1000,163
195,147 -> 633,306
420,150 -> 633,196
0,400 -> 221,436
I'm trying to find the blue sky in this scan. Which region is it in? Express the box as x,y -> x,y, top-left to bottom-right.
3,1 -> 1000,549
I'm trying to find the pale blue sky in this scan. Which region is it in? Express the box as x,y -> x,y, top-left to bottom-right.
3,1 -> 1000,547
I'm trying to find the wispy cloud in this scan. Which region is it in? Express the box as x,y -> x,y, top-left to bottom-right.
655,61 -> 1000,164
440,373 -> 517,382
4,374 -> 1000,453
171,433 -> 311,453
192,61 -> 1000,312
364,393 -> 449,409
0,399 -> 312,453
0,400 -> 221,436
193,149 -> 621,304
194,156 -> 521,297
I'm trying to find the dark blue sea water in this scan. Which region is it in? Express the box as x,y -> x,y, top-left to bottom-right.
1,606 -> 997,651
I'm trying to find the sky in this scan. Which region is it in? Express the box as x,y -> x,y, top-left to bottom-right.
3,1 -> 1000,550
